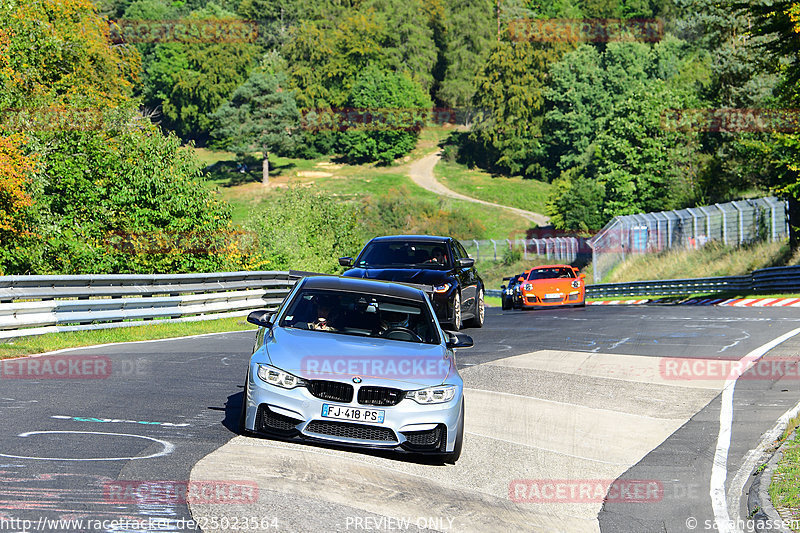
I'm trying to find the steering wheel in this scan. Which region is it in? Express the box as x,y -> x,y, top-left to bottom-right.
379,326 -> 423,342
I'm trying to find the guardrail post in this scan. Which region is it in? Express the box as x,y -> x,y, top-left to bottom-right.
491,239 -> 498,261
715,203 -> 727,245
771,203 -> 777,242
472,239 -> 480,261
731,201 -> 744,244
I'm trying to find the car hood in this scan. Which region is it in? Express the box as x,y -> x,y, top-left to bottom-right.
343,267 -> 450,287
525,279 -> 581,292
265,327 -> 454,389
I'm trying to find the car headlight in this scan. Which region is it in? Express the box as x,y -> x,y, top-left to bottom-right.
257,364 -> 305,389
406,385 -> 457,404
524,283 -> 532,291
433,283 -> 451,294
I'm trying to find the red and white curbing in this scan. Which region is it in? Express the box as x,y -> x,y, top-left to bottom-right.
588,297 -> 800,307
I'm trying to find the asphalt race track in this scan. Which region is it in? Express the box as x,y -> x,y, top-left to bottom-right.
1,304 -> 800,532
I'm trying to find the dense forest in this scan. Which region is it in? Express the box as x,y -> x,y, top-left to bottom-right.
1,0 -> 799,274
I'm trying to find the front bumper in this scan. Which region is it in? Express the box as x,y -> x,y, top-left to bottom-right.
430,292 -> 455,324
243,369 -> 463,454
520,291 -> 585,308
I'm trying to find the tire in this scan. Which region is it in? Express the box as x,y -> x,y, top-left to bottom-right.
501,297 -> 509,311
450,292 -> 462,331
444,400 -> 465,465
466,287 -> 485,328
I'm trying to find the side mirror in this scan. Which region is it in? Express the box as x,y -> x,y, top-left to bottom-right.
247,310 -> 274,328
338,257 -> 353,267
445,330 -> 473,349
517,276 -> 524,282
457,257 -> 475,268
580,273 -> 586,279
500,285 -> 506,290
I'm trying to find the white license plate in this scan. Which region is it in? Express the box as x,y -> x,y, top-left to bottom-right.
322,404 -> 385,424
545,293 -> 563,299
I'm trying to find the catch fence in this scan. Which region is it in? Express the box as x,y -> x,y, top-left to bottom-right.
587,197 -> 788,283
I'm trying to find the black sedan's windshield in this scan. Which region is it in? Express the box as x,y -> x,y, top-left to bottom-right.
355,241 -> 451,269
280,289 -> 440,344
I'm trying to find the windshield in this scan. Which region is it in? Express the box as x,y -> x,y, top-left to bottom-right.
355,241 -> 451,269
528,267 -> 575,280
279,289 -> 440,344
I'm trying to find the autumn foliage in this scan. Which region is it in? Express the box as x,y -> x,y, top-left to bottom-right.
0,134 -> 33,235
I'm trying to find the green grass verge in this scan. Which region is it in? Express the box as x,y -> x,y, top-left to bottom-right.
594,240 -> 800,285
769,425 -> 800,531
195,146 -> 533,239
435,159 -> 551,216
0,316 -> 256,360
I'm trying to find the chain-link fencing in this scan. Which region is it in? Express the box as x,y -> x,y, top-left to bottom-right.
587,196 -> 788,283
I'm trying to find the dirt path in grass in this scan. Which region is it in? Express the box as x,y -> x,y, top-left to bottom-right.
407,151 -> 550,227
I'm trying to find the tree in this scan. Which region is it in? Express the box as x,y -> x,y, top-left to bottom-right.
211,70 -> 301,185
336,66 -> 432,164
741,0 -> 800,247
283,12 -> 387,110
0,0 -> 140,109
357,0 -> 439,93
139,4 -> 259,141
436,0 -> 496,107
469,38 -> 565,177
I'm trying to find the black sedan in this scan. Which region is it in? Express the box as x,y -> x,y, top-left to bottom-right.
339,235 -> 484,330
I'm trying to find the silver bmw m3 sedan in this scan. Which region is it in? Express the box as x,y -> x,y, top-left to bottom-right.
239,275 -> 471,464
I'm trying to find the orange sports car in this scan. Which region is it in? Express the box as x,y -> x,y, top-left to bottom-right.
516,264 -> 586,308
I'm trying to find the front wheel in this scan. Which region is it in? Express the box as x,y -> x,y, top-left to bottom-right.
466,287 -> 485,328
239,371 -> 252,435
443,400 -> 464,465
450,292 -> 462,331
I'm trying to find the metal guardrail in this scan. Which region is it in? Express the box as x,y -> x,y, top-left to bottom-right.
585,265 -> 800,298
0,271 -> 295,340
2,264 -> 798,339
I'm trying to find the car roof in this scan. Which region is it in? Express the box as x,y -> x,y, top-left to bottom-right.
368,235 -> 450,244
299,275 -> 427,301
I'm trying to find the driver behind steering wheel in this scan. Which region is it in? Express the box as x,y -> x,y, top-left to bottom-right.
377,310 -> 410,335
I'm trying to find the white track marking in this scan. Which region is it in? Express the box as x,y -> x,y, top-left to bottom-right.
710,327 -> 800,533
0,431 -> 174,461
727,398 -> 800,529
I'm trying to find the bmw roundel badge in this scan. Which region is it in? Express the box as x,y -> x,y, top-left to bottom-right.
352,376 -> 362,384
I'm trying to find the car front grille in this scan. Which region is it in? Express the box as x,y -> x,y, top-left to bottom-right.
357,386 -> 404,406
401,426 -> 445,451
307,380 -> 354,403
257,405 -> 301,436
542,297 -> 564,303
305,420 -> 397,442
